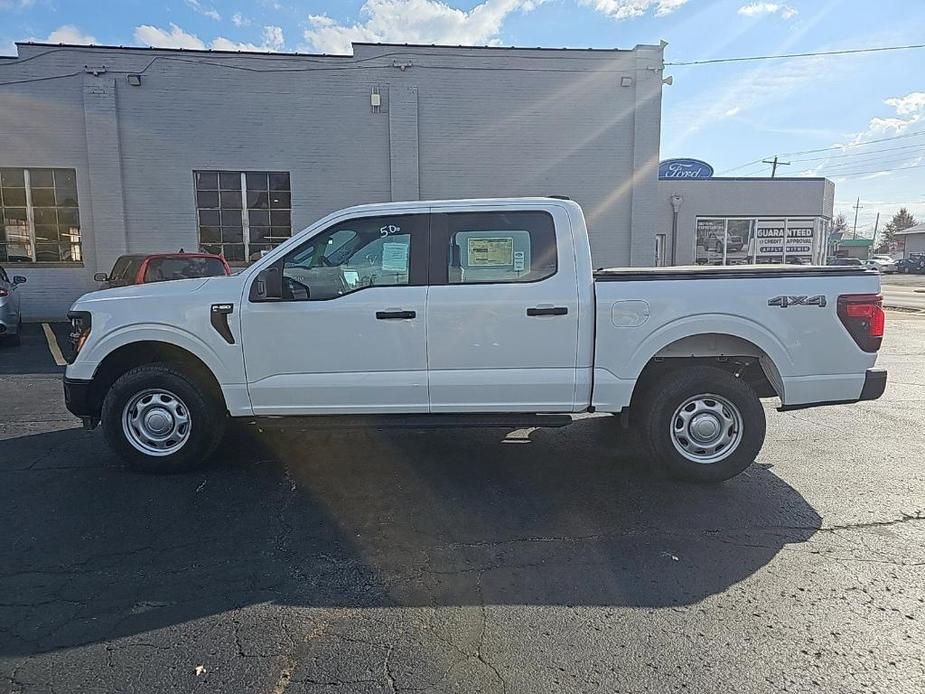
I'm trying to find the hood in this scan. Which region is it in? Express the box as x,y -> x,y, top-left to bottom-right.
73,277 -> 212,308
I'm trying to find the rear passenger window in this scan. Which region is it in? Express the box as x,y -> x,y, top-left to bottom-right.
444,211 -> 557,284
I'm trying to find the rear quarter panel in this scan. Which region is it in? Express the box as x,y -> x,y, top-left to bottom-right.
592,272 -> 881,411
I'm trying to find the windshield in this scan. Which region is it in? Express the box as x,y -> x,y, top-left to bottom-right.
144,256 -> 226,282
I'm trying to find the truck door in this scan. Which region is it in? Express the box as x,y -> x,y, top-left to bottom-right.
240,213 -> 430,414
426,207 -> 580,412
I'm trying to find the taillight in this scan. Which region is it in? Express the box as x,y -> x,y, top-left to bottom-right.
837,294 -> 884,352
0,288 -> 8,297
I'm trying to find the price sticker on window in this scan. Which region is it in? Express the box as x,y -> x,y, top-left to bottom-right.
381,242 -> 409,272
468,238 -> 514,267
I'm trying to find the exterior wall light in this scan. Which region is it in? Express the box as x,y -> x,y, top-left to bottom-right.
127,74 -> 142,86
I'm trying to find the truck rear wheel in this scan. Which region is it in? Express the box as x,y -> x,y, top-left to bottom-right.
101,362 -> 225,474
637,366 -> 766,483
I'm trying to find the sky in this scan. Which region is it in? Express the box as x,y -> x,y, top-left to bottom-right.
1,0 -> 924,237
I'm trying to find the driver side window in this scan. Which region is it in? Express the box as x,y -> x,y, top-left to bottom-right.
280,214 -> 427,301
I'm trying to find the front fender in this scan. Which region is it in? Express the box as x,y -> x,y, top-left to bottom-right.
68,322 -> 233,385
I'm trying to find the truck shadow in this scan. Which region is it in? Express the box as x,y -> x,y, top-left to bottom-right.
0,417 -> 821,656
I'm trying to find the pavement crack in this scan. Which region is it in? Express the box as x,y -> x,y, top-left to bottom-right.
384,641 -> 397,693
821,511 -> 924,532
475,568 -> 507,694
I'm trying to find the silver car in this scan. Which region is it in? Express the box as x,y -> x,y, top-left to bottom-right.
0,265 -> 27,345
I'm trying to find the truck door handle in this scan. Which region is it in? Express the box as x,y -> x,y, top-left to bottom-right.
526,306 -> 568,317
376,310 -> 416,320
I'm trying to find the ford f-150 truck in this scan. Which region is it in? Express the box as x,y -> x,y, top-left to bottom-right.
63,198 -> 887,482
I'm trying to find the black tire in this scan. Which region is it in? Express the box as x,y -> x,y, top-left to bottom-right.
635,366 -> 766,483
101,362 -> 226,474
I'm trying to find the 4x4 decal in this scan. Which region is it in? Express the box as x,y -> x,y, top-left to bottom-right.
768,295 -> 827,308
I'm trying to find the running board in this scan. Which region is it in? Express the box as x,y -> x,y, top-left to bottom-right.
247,413 -> 576,431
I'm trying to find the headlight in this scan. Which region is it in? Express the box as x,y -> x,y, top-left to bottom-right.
67,311 -> 92,364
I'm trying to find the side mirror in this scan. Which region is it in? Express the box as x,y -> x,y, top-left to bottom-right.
12,276 -> 26,285
93,272 -> 108,282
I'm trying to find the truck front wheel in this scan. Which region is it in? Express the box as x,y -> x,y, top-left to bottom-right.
637,366 -> 766,483
101,362 -> 226,474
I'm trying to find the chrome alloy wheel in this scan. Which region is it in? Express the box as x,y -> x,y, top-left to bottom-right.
669,393 -> 743,464
122,389 -> 192,456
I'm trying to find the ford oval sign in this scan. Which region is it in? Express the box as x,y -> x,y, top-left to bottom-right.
658,158 -> 714,179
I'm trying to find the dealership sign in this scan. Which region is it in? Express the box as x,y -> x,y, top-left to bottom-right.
658,158 -> 714,179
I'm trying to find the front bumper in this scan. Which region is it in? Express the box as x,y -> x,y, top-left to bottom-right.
64,376 -> 99,427
778,368 -> 887,412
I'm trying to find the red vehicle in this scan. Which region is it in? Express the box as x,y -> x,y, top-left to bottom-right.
94,252 -> 232,289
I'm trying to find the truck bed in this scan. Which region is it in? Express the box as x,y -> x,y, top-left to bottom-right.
589,263 -> 882,412
593,265 -> 876,281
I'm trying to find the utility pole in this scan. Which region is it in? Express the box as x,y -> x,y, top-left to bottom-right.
872,212 -> 880,248
852,197 -> 863,239
762,155 -> 790,178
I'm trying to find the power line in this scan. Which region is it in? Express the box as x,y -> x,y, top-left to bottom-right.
779,129 -> 925,156
788,142 -> 925,164
821,163 -> 925,178
720,130 -> 925,174
814,153 -> 925,173
666,42 -> 925,66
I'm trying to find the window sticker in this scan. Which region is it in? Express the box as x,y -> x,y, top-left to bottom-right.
381,241 -> 409,272
513,250 -> 525,272
467,237 -> 514,267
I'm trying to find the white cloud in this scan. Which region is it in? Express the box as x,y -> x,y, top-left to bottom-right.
39,25 -> 98,45
795,90 -> 925,181
134,22 -> 285,52
850,91 -> 925,143
884,92 -> 925,117
302,0 -> 540,55
232,12 -> 251,27
261,25 -> 285,51
211,25 -> 285,52
724,106 -> 741,117
134,23 -> 206,50
184,0 -> 221,21
737,2 -> 797,19
577,0 -> 689,20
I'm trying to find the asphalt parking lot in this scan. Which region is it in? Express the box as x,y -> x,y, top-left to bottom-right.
1,318 -> 923,694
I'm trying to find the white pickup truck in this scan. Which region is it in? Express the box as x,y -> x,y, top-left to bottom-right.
64,198 -> 887,482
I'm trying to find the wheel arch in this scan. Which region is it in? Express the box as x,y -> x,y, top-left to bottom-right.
87,340 -> 227,419
627,326 -> 789,408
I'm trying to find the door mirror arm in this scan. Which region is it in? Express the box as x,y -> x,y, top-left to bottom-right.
250,263 -> 284,301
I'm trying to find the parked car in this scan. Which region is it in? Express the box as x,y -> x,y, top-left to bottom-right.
827,257 -> 865,267
865,255 -> 897,274
705,233 -> 744,253
64,198 -> 887,483
725,234 -> 744,252
0,265 -> 27,345
94,252 -> 232,289
896,254 -> 925,274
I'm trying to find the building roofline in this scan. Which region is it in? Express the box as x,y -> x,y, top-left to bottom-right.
351,41 -> 646,53
11,40 -> 652,60
14,41 -> 341,59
